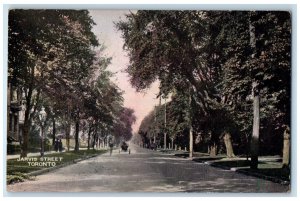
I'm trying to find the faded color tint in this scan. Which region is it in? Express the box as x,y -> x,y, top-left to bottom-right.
89,10 -> 160,133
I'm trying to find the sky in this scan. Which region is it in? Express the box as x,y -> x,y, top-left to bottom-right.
88,10 -> 160,133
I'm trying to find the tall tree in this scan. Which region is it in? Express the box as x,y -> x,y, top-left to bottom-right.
8,10 -> 99,156
113,107 -> 136,144
117,11 -> 231,155
220,11 -> 291,168
118,11 -> 291,160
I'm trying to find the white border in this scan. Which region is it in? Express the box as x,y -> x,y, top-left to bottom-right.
1,0 -> 299,200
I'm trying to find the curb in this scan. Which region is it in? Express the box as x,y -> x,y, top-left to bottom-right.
27,154 -> 99,177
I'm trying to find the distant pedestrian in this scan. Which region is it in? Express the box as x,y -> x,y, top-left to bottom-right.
58,139 -> 63,152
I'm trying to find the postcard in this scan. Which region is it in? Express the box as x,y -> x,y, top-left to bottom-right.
6,9 -> 291,193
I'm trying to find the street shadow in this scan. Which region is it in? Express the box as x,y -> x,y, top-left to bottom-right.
192,157 -> 225,163
240,167 -> 290,181
174,153 -> 189,158
174,153 -> 209,158
211,160 -> 252,167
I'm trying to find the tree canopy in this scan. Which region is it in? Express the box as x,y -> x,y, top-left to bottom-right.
117,11 -> 291,159
8,9 -> 135,156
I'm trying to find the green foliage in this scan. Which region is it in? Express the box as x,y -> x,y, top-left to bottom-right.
220,11 -> 291,155
167,91 -> 190,137
113,107 -> 137,143
8,10 -> 132,156
118,11 -> 291,155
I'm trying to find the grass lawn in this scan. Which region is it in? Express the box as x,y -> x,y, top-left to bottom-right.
7,149 -> 107,184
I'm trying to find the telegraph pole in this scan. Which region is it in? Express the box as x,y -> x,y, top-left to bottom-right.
153,104 -> 157,146
164,97 -> 167,150
189,87 -> 193,159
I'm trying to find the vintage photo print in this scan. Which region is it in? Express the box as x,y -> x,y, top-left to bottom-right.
6,8 -> 292,193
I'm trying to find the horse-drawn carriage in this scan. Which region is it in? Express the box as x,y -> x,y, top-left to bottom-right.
119,141 -> 130,154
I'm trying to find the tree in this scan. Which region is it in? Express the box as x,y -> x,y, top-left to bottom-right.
116,11 -> 232,156
113,108 -> 136,144
76,54 -> 125,150
116,11 -> 216,109
118,11 -> 291,161
220,11 -> 291,168
8,10 -> 99,156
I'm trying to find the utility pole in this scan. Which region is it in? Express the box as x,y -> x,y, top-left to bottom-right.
164,97 -> 167,150
189,87 -> 193,159
154,104 -> 156,144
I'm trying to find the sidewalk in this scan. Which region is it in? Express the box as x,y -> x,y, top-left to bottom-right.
158,149 -> 290,186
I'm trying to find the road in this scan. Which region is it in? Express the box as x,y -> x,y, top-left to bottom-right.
7,144 -> 289,193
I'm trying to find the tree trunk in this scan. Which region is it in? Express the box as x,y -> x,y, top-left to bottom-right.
189,126 -> 193,158
223,132 -> 235,158
249,15 -> 260,170
52,118 -> 56,147
246,134 -> 250,161
65,123 -> 71,151
92,128 -> 97,150
87,126 -> 91,150
251,82 -> 260,169
21,119 -> 29,157
92,133 -> 96,150
282,126 -> 290,168
74,120 -> 80,152
20,86 -> 35,157
209,143 -> 217,157
95,132 -> 99,149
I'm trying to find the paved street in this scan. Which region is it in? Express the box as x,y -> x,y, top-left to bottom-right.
7,144 -> 289,193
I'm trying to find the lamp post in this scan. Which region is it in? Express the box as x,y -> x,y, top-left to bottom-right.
39,106 -> 47,157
